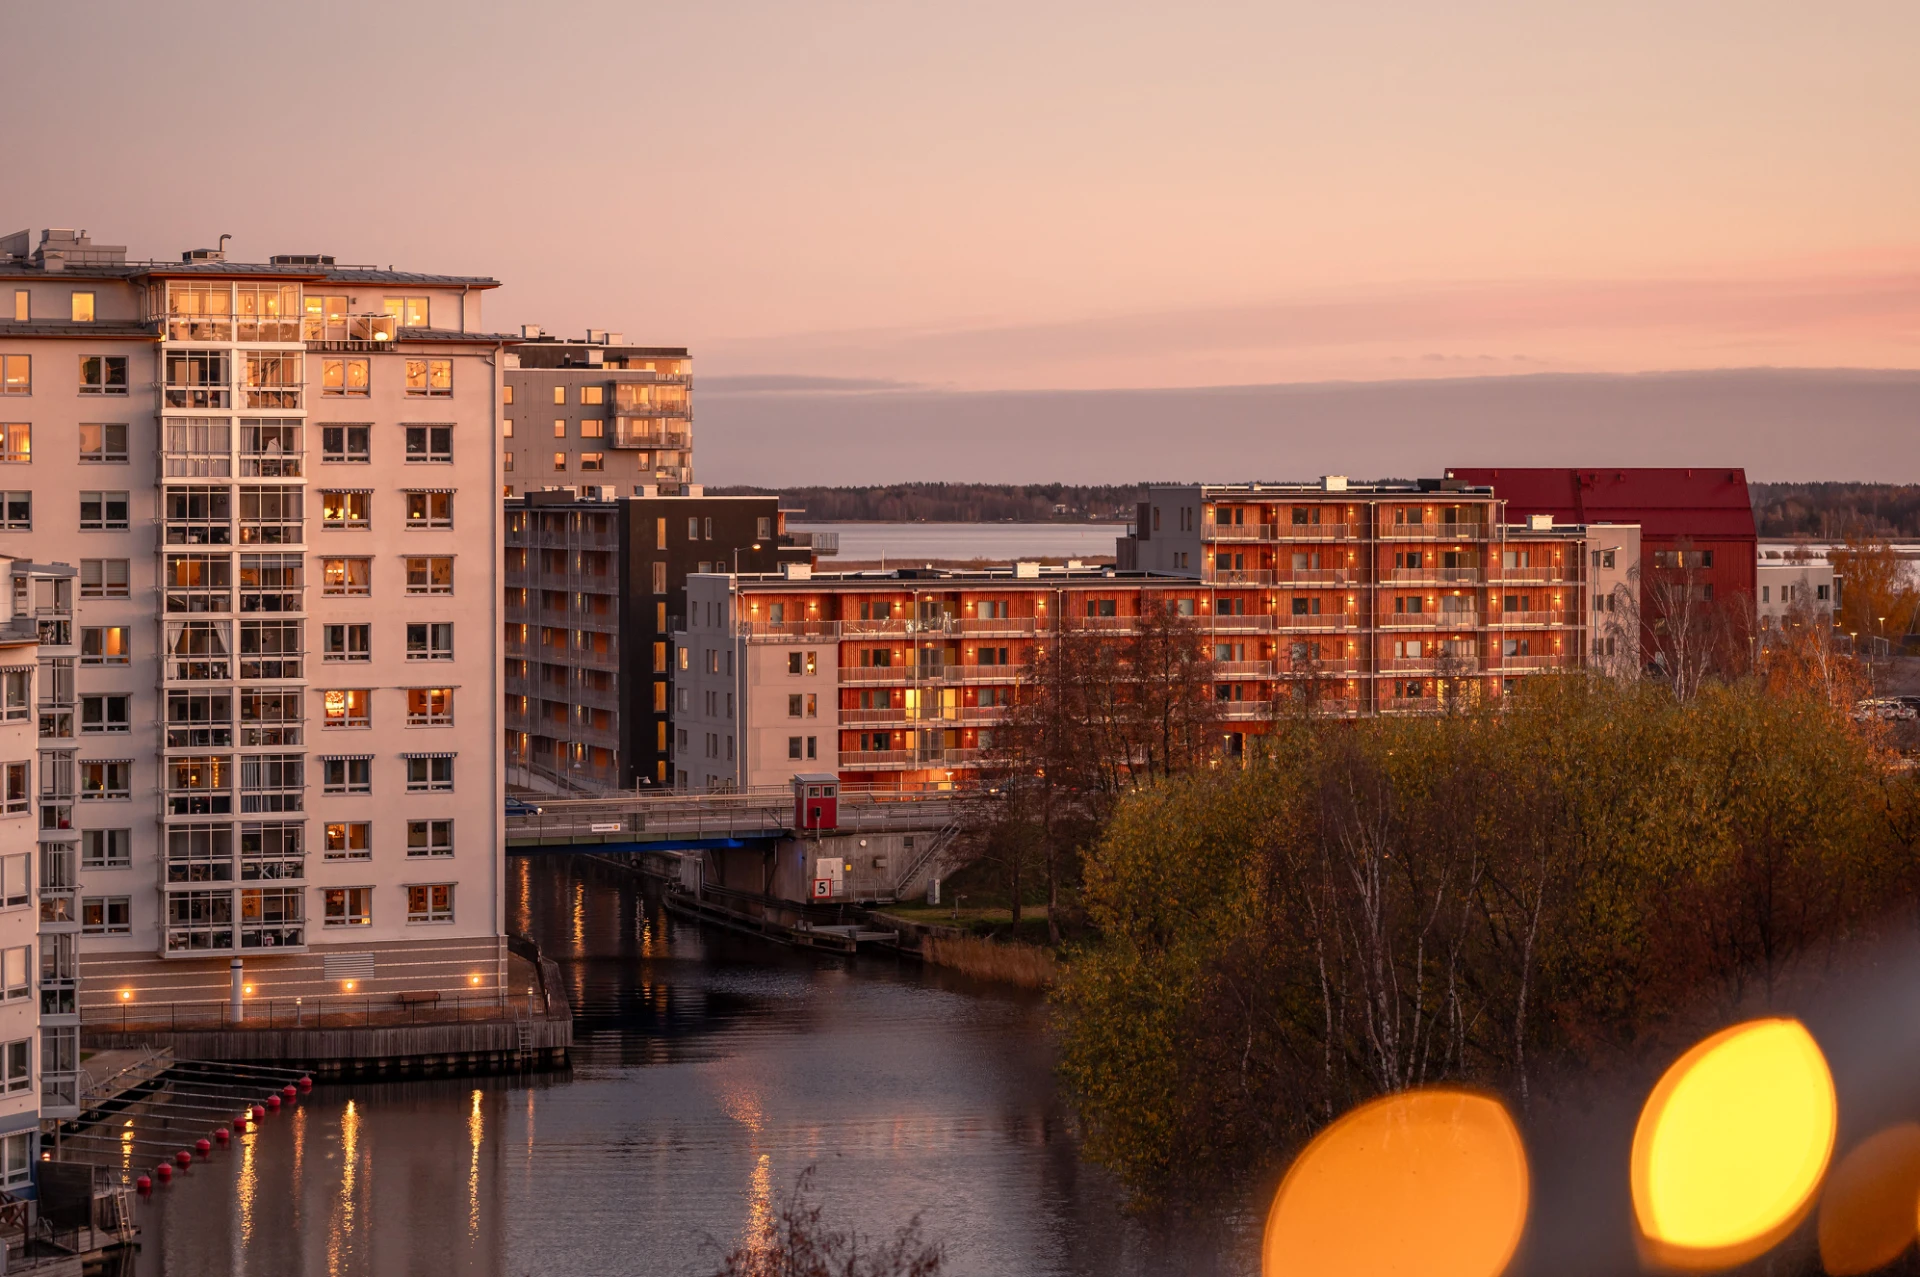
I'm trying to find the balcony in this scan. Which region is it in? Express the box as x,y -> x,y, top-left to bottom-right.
1382,697 -> 1443,714
240,448 -> 302,479
1496,654 -> 1561,671
37,618 -> 71,647
840,666 -> 912,685
1273,569 -> 1352,586
1205,569 -> 1275,587
1208,524 -> 1277,542
1274,613 -> 1351,632
840,750 -> 916,770
1493,610 -> 1575,628
1492,565 -> 1573,583
1383,568 -> 1482,585
1271,522 -> 1355,541
1207,614 -> 1276,633
1379,612 -> 1479,630
611,421 -> 692,450
1379,521 -> 1488,542
1213,661 -> 1275,679
1278,657 -> 1360,676
164,449 -> 233,478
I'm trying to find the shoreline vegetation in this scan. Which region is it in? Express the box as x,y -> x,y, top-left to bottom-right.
920,934 -> 1059,989
715,480 -> 1920,539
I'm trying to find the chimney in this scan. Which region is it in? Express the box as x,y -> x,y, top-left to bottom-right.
520,324 -> 543,339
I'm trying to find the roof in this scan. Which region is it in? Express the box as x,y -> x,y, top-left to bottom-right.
0,261 -> 498,288
1446,467 -> 1756,542
393,328 -> 519,344
716,568 -> 1185,589
0,320 -> 157,340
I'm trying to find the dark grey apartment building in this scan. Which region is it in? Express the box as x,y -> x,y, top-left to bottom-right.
502,329 -> 692,497
504,492 -> 813,791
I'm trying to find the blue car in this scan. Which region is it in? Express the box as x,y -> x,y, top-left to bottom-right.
505,796 -> 543,817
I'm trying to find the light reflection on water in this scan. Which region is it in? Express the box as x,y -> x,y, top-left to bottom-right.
131,855 -> 1251,1276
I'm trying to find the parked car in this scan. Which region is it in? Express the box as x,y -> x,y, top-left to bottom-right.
1853,698 -> 1919,723
505,796 -> 544,817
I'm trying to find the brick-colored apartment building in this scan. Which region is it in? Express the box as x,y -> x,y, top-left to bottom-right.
673,478 -> 1632,791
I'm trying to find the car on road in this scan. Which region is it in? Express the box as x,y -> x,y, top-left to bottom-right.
505,796 -> 544,817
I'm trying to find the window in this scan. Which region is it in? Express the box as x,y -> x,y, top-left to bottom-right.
579,418 -> 603,439
0,423 -> 26,463
580,452 -> 604,471
1,763 -> 24,815
80,760 -> 131,799
502,452 -> 514,473
788,694 -> 804,718
322,688 -> 371,729
503,385 -> 514,405
406,688 -> 453,726
407,884 -> 455,924
2,672 -> 25,722
78,355 -> 128,395
322,557 -> 372,595
321,491 -> 370,528
687,517 -> 699,541
80,558 -> 128,599
405,423 -> 452,462
551,418 -> 566,439
69,291 -> 95,322
322,424 -> 371,462
323,623 -> 371,662
77,421 -> 128,463
0,1132 -> 29,1189
0,856 -> 24,908
385,296 -> 431,327
405,755 -> 454,791
80,694 -> 131,734
394,821 -> 456,866
323,887 -> 372,927
788,736 -> 803,760
9,291 -> 22,322
577,385 -> 603,405
79,490 -> 129,530
239,352 -> 302,409
238,620 -> 301,680
404,491 -> 453,526
552,386 -> 566,405
406,556 -> 453,594
757,516 -> 772,540
82,828 -> 131,869
80,626 -> 130,666
0,492 -> 27,530
405,358 -> 452,397
0,948 -> 27,1001
321,357 -> 370,397
502,418 -> 514,438
324,822 -> 371,861
406,623 -> 453,661
1085,599 -> 1117,617
0,356 -> 28,395
552,451 -> 567,471
651,561 -> 666,594
81,896 -> 131,934
322,757 -> 371,794
2,1039 -> 28,1092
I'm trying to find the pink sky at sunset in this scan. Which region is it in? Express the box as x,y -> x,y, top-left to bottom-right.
6,1 -> 1916,400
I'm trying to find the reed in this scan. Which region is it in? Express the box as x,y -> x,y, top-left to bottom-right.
922,935 -> 1059,989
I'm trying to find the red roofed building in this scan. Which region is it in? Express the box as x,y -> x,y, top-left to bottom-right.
1446,467 -> 1756,672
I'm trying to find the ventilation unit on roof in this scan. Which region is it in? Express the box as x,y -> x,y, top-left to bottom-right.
269,254 -> 335,267
520,324 -> 543,339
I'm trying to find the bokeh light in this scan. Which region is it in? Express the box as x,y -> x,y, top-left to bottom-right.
1262,1088 -> 1528,1277
1817,1123 -> 1920,1276
1631,1018 -> 1836,1271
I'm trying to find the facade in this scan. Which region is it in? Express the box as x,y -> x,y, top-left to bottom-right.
1446,467 -> 1757,666
501,332 -> 692,497
0,227 -> 508,1020
1122,478 -> 1593,712
1756,550 -> 1837,642
0,559 -> 46,1184
504,492 -> 807,791
674,505 -> 1596,792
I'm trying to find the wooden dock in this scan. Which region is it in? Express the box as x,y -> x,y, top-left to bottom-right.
664,887 -> 900,954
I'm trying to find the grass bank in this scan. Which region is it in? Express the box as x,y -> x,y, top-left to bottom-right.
920,934 -> 1060,989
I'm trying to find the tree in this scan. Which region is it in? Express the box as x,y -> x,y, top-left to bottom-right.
708,1167 -> 945,1277
1831,535 -> 1920,656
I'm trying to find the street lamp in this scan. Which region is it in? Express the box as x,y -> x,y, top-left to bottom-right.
732,542 -> 762,574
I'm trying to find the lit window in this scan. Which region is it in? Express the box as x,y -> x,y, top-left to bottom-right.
552,419 -> 566,438
0,424 -> 25,463
580,452 -> 604,471
322,357 -> 371,397
552,386 -> 565,405
70,291 -> 95,322
405,687 -> 454,727
406,884 -> 455,924
404,491 -> 453,527
323,887 -> 373,926
322,557 -> 372,595
384,296 -> 430,327
79,626 -> 131,666
552,452 -> 567,471
404,358 -> 453,397
580,386 -> 603,405
324,822 -> 372,860
9,292 -> 23,323
0,356 -> 28,395
81,896 -> 131,934
322,688 -> 371,729
320,491 -> 370,528
405,556 -> 453,595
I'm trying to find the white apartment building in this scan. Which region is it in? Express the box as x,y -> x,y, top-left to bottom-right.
0,558 -> 46,1184
0,228 -> 508,1020
1756,548 -> 1837,641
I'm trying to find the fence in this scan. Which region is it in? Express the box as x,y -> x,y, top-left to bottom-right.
83,989 -> 538,1033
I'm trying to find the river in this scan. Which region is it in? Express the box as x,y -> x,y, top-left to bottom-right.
127,855 -> 1251,1276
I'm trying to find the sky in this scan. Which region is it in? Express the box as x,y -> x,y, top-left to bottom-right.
5,0 -> 1915,480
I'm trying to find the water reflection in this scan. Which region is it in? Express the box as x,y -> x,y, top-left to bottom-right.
131,855 -> 1250,1276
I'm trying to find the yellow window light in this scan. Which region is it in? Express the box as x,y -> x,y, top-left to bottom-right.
1630,1018 -> 1835,1271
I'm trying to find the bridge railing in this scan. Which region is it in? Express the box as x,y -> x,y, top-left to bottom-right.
507,782 -> 970,842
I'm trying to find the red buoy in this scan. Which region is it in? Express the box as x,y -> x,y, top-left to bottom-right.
250,1104 -> 265,1119
195,1138 -> 211,1155
174,1150 -> 192,1167
298,1076 -> 312,1090
136,1175 -> 152,1193
233,1116 -> 248,1130
154,1164 -> 171,1183
282,1084 -> 298,1099
214,1127 -> 230,1145
266,1095 -> 281,1111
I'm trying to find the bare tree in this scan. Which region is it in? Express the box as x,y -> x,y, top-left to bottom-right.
709,1167 -> 945,1277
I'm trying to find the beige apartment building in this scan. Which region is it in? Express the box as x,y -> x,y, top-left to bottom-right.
0,228 -> 508,1019
501,330 -> 692,497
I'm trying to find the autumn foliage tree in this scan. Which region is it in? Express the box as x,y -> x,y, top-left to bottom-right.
1054,673 -> 1909,1207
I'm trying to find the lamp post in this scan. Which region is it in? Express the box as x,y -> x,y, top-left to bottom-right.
732,542 -> 762,575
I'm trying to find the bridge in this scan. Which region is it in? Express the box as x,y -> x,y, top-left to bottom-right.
505,784 -> 977,907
